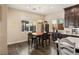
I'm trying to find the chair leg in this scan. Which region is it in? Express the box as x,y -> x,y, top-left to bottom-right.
31,39 -> 36,48
28,37 -> 30,45
45,40 -> 48,46
49,38 -> 50,45
32,39 -> 33,44
56,43 -> 59,55
42,40 -> 44,47
39,37 -> 40,45
31,39 -> 34,47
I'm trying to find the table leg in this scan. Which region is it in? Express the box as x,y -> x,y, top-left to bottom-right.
39,36 -> 40,45
56,43 -> 59,55
49,37 -> 50,45
28,37 -> 29,44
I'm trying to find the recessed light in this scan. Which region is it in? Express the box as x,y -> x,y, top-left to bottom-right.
32,8 -> 37,10
50,7 -> 53,9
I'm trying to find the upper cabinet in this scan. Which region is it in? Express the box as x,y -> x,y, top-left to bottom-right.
64,4 -> 79,28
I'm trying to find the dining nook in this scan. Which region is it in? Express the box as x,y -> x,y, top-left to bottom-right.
1,4 -> 79,55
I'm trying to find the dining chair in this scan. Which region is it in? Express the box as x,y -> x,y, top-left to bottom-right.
42,33 -> 50,47
52,32 -> 62,54
58,38 -> 76,55
28,33 -> 32,45
28,33 -> 37,47
52,32 -> 62,41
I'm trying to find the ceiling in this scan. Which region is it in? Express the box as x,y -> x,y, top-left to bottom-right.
7,4 -> 75,15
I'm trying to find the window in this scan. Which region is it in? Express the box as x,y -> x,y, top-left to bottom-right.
21,20 -> 36,32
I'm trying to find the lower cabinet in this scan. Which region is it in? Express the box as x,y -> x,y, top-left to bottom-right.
61,34 -> 79,38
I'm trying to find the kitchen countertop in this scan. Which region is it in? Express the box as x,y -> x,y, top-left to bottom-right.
63,37 -> 79,49
61,32 -> 79,37
58,28 -> 79,37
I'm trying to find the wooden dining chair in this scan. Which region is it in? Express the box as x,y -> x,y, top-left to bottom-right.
52,32 -> 62,41
42,33 -> 50,47
28,33 -> 38,48
28,33 -> 32,45
52,32 -> 62,54
58,38 -> 76,55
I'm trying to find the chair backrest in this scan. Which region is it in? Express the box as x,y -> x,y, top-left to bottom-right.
28,33 -> 32,39
42,33 -> 49,40
28,33 -> 36,40
58,38 -> 76,55
45,24 -> 49,33
52,32 -> 61,41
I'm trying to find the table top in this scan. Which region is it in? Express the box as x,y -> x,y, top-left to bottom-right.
32,32 -> 43,36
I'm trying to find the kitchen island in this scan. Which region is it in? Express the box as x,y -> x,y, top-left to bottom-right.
65,37 -> 79,49
61,32 -> 79,38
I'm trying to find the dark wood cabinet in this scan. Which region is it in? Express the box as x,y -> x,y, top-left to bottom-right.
64,4 -> 79,28
61,34 -> 79,38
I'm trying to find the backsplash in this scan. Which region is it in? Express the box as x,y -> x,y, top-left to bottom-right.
63,28 -> 79,34
72,28 -> 79,34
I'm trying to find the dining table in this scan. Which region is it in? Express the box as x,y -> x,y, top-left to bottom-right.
32,32 -> 44,45
32,32 -> 43,36
32,32 -> 51,47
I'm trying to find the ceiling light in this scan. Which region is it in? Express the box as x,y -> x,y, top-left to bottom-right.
32,8 -> 37,10
50,7 -> 53,9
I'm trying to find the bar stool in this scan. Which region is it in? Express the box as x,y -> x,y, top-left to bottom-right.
52,32 -> 62,55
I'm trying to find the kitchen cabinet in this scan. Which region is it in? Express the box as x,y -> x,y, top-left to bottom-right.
61,34 -> 69,38
61,34 -> 79,38
64,4 -> 79,28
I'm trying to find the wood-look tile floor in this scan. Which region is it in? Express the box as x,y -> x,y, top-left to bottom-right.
8,41 -> 57,55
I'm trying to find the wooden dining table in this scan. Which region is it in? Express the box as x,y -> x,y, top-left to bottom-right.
32,32 -> 44,45
32,32 -> 43,36
32,32 -> 51,46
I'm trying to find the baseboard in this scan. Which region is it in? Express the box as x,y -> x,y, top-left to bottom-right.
7,40 -> 28,45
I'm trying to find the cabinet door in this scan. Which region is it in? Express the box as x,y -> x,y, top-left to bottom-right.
65,15 -> 69,27
69,8 -> 75,27
77,7 -> 79,27
69,15 -> 74,27
65,5 -> 79,28
75,7 -> 79,27
76,15 -> 79,27
78,17 -> 79,27
74,14 -> 78,28
65,10 -> 70,28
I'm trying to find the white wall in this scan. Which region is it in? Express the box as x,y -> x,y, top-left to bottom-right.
7,6 -> 65,45
45,10 -> 64,20
0,5 -> 8,54
7,8 -> 44,45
